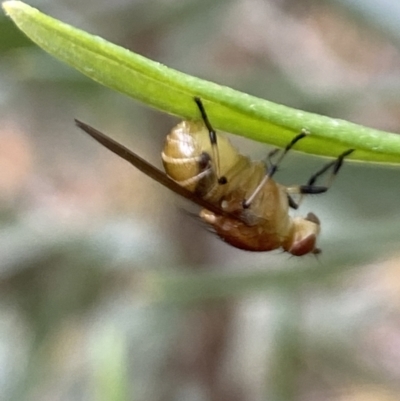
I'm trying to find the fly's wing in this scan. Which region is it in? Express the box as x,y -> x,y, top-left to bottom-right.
75,119 -> 234,218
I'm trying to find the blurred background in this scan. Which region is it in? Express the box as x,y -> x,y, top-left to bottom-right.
2,0 -> 400,400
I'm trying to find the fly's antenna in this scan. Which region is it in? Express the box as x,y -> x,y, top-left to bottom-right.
194,97 -> 227,185
243,129 -> 308,208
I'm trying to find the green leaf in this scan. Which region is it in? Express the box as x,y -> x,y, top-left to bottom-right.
3,0 -> 400,163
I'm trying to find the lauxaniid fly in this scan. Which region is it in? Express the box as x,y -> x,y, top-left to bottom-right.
75,98 -> 353,256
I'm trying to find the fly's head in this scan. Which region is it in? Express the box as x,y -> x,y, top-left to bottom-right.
285,212 -> 321,256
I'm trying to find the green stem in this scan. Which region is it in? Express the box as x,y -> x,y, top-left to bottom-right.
3,1 -> 400,163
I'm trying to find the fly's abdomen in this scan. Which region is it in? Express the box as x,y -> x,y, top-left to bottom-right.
162,120 -> 215,193
162,120 -> 245,198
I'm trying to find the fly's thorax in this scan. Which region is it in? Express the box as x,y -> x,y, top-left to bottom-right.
162,120 -> 244,195
252,180 -> 291,230
200,208 -> 284,252
224,165 -> 289,226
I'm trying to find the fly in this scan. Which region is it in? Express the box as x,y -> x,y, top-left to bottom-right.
75,97 -> 353,256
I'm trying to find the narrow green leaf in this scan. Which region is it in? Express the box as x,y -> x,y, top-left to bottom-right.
3,1 -> 400,163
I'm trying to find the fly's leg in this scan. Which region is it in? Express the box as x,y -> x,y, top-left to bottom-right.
243,129 -> 308,208
264,148 -> 280,168
286,148 -> 354,208
194,97 -> 227,185
266,129 -> 308,178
